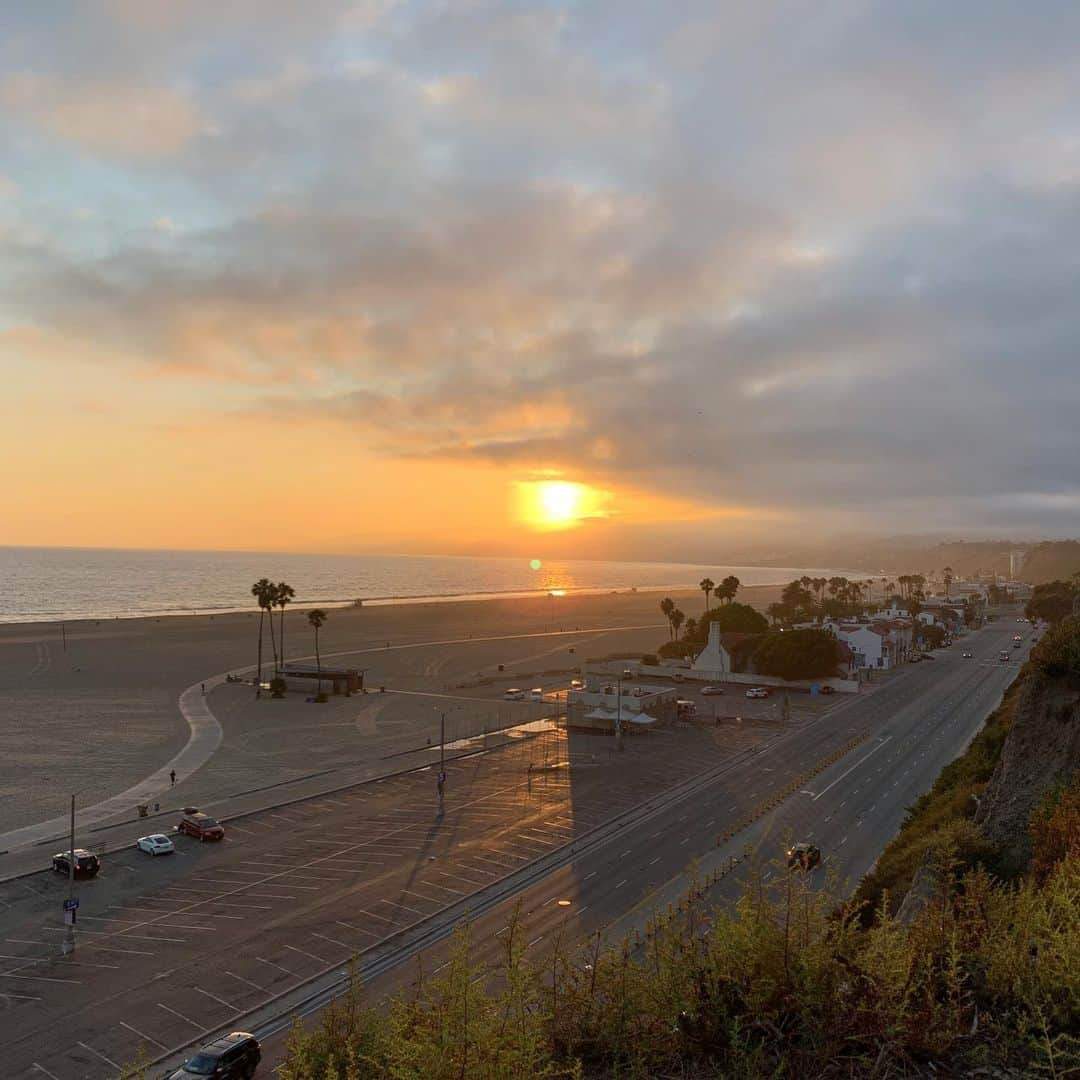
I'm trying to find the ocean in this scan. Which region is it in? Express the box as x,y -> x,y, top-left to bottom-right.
0,546 -> 839,625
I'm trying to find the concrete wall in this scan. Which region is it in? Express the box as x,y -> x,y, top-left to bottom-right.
636,664 -> 858,694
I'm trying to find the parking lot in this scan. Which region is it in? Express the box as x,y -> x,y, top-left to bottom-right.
0,703 -> 795,1079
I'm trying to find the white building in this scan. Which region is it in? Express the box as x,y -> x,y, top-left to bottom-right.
567,677 -> 677,732
824,619 -> 914,670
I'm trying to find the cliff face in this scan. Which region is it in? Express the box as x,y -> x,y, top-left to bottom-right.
974,669 -> 1080,867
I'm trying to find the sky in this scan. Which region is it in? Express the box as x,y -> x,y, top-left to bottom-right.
2,1 -> 1079,559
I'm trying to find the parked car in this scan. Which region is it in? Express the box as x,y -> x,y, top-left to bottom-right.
701,685 -> 724,696
999,651 -> 1010,662
177,810 -> 225,842
962,651 -> 973,658
787,842 -> 821,871
51,849 -> 100,878
818,684 -> 835,695
169,1031 -> 261,1079
503,688 -> 525,701
529,687 -> 544,701
621,668 -> 635,679
745,687 -> 770,699
136,833 -> 175,856
569,678 -> 585,690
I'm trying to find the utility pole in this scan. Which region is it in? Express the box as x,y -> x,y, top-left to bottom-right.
615,674 -> 624,752
437,711 -> 446,817
62,794 -> 75,956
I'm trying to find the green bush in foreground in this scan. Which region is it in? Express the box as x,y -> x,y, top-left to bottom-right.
277,835 -> 1080,1079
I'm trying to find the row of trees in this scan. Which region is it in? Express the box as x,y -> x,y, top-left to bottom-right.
1025,574 -> 1080,625
250,578 -> 328,697
660,577 -> 744,643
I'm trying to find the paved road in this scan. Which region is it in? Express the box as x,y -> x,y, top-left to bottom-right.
248,616 -> 1033,1073
1,615 -> 1032,1077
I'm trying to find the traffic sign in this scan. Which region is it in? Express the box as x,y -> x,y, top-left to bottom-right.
63,898 -> 79,912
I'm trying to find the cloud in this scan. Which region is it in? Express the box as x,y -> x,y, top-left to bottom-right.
2,74 -> 201,158
3,1 -> 1080,541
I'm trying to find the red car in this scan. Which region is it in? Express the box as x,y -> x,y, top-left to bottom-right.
177,810 -> 225,841
818,685 -> 835,695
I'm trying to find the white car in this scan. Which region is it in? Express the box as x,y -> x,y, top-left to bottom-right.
136,833 -> 175,856
745,687 -> 770,699
569,678 -> 585,690
962,651 -> 973,658
701,686 -> 724,696
529,688 -> 544,701
503,688 -> 525,701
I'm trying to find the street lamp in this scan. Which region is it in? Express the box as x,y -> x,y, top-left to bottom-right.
61,787 -> 93,956
615,674 -> 624,752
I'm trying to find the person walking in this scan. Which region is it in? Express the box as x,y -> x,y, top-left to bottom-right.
170,769 -> 176,786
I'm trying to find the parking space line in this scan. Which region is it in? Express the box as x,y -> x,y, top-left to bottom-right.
353,907 -> 395,924
225,969 -> 267,991
159,1001 -> 201,1027
1,987 -> 42,1001
336,920 -> 380,938
120,1020 -> 169,1052
285,943 -> 326,963
78,1041 -> 123,1071
312,931 -> 352,950
377,898 -> 423,916
402,887 -> 448,903
194,985 -> 237,1010
1,971 -> 82,983
254,956 -> 297,975
32,1063 -> 61,1079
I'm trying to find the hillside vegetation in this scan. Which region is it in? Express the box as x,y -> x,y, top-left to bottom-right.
232,618 -> 1080,1080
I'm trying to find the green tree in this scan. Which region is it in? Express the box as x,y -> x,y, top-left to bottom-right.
261,581 -> 280,670
670,608 -> 685,640
307,608 -> 328,694
660,597 -> 675,640
752,628 -> 842,680
276,581 -> 296,666
699,577 -> 715,612
720,574 -> 741,604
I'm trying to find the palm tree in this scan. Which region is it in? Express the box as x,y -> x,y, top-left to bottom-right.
660,597 -> 675,640
276,581 -> 295,668
720,575 -> 740,604
251,577 -> 273,697
943,566 -> 954,598
260,581 -> 280,671
699,577 -> 715,613
670,608 -> 685,640
307,609 -> 327,694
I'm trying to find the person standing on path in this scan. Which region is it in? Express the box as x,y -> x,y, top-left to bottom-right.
170,769 -> 176,786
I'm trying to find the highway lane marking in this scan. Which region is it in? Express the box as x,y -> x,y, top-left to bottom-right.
120,1019 -> 170,1052
585,871 -> 597,880
811,737 -> 893,802
195,985 -> 238,1010
649,857 -> 660,866
528,936 -> 544,949
615,879 -> 627,889
159,1001 -> 202,1027
225,970 -> 267,991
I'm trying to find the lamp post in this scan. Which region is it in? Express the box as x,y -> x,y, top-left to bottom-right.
62,793 -> 77,956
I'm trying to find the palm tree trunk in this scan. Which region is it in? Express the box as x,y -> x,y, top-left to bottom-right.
256,610 -> 264,697
267,605 -> 278,670
315,628 -> 322,693
279,607 -> 286,668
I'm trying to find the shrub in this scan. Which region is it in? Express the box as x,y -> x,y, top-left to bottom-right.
658,640 -> 696,659
639,653 -> 659,666
688,602 -> 768,641
751,628 -> 840,680
1031,615 -> 1080,677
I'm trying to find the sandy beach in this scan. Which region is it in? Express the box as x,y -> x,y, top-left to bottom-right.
0,583 -> 785,844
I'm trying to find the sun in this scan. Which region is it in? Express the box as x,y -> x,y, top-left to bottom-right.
515,480 -> 604,530
539,481 -> 582,524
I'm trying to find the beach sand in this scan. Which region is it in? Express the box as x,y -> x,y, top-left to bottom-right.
0,584 -> 783,839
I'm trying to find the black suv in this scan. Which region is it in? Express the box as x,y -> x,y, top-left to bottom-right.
170,1031 -> 261,1079
51,849 -> 100,878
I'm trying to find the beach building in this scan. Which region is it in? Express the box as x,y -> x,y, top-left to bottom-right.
566,676 -> 677,733
279,663 -> 363,695
690,622 -> 761,678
